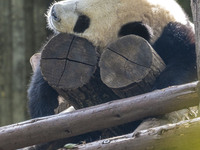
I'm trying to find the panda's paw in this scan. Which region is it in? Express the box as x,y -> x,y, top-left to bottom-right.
153,64 -> 197,90
99,35 -> 156,90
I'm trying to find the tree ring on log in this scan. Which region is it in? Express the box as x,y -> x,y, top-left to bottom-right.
99,35 -> 155,89
41,33 -> 97,89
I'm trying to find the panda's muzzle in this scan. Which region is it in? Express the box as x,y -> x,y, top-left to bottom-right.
51,5 -> 61,22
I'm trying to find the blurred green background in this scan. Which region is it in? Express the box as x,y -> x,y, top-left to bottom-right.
177,0 -> 192,19
0,0 -> 193,126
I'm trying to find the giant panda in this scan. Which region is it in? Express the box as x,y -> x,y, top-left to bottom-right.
28,0 -> 197,119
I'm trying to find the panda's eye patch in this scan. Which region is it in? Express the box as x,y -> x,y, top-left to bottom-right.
73,15 -> 90,33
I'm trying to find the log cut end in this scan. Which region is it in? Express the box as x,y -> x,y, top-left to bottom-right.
41,33 -> 97,89
99,35 -> 166,97
100,35 -> 153,88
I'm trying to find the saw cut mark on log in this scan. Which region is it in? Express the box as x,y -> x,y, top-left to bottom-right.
99,35 -> 166,98
0,81 -> 199,150
70,117 -> 200,150
41,33 -> 97,89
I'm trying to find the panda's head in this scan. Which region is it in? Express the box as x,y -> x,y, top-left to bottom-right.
47,0 -> 190,53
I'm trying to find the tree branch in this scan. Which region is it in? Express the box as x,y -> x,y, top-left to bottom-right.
67,117 -> 200,150
0,81 -> 199,150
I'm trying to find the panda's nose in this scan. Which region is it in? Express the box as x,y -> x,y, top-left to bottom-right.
51,5 -> 61,22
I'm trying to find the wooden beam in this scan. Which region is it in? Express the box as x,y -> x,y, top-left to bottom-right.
191,0 -> 200,79
69,117 -> 200,150
191,0 -> 200,116
0,81 -> 199,150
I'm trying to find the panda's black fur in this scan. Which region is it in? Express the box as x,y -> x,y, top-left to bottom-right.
153,22 -> 196,89
28,66 -> 59,118
28,1 -> 197,120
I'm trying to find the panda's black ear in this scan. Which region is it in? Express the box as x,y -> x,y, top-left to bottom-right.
118,22 -> 153,42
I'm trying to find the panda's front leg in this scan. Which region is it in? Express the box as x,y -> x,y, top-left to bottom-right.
152,22 -> 197,89
28,65 -> 59,118
152,62 -> 197,89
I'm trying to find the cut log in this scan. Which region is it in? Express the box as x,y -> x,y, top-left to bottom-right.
41,33 -> 119,109
99,35 -> 166,98
57,69 -> 119,108
41,33 -> 97,89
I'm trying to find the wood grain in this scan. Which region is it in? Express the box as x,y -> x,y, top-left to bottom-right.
41,33 -> 97,89
100,35 -> 166,98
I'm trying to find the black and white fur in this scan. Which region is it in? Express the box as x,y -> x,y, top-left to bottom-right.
28,0 -> 197,118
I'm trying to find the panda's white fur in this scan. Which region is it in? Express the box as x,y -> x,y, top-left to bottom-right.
47,0 -> 192,53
